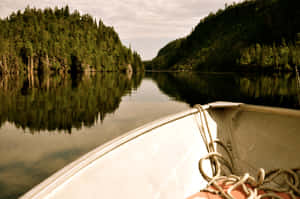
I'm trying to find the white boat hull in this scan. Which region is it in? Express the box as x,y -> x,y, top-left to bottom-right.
20,102 -> 300,199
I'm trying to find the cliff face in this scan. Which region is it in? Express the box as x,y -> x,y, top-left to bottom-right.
147,0 -> 300,72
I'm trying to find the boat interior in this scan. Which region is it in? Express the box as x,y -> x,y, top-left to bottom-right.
209,104 -> 300,177
20,102 -> 300,199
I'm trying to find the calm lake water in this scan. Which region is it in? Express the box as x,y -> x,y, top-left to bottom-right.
0,71 -> 299,198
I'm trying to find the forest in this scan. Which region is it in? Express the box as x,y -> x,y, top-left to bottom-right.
0,6 -> 144,75
146,0 -> 300,72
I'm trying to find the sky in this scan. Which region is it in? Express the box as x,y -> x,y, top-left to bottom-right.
0,0 -> 239,60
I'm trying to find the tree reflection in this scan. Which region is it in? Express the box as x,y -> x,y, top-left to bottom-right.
0,72 -> 143,133
149,72 -> 300,109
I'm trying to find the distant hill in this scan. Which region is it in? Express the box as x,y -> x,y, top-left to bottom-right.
146,0 -> 300,72
0,6 -> 143,74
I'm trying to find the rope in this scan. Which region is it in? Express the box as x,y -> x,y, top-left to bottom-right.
296,66 -> 300,87
194,104 -> 300,199
295,66 -> 300,105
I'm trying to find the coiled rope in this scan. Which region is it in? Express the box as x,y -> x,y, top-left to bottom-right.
295,66 -> 300,105
194,104 -> 300,199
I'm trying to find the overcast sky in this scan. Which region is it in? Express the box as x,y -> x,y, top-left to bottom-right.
0,0 -> 239,60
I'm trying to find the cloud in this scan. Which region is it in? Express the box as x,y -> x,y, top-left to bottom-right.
0,0 -> 239,59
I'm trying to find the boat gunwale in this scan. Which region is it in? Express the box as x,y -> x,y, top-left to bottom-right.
20,102 -> 300,199
21,104 -> 213,199
240,104 -> 300,117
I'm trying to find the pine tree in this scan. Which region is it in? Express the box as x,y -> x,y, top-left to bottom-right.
0,6 -> 144,74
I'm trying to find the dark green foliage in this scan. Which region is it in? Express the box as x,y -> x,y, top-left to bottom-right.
148,0 -> 300,72
145,39 -> 184,70
0,6 -> 144,74
238,39 -> 300,71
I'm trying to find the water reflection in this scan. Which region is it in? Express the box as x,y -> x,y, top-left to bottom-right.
0,72 -> 143,133
0,74 -> 188,199
149,72 -> 300,109
0,71 -> 299,199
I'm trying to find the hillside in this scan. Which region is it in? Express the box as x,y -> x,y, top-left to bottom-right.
147,0 -> 300,72
0,6 -> 143,74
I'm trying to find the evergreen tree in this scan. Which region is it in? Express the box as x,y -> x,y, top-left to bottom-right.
147,0 -> 300,72
0,6 -> 144,74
